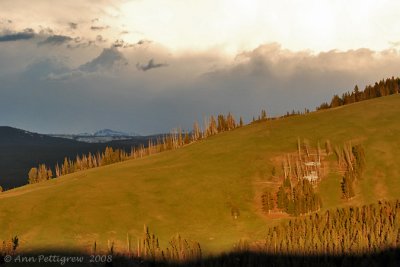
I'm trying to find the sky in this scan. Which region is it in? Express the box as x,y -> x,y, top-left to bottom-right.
1,0 -> 400,135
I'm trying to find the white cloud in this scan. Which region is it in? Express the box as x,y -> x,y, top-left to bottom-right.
1,0 -> 400,54
118,0 -> 400,53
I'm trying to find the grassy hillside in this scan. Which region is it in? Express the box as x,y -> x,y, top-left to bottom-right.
1,95 -> 400,254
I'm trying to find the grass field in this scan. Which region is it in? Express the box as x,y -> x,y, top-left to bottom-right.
1,94 -> 400,254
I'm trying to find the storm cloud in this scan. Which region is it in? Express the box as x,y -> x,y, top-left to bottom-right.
44,47 -> 127,80
1,0 -> 400,135
90,26 -> 109,31
1,40 -> 400,135
68,22 -> 78,29
136,59 -> 168,71
38,35 -> 73,46
0,28 -> 35,42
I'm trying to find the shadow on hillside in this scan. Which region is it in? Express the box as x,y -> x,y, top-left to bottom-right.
1,248 -> 399,267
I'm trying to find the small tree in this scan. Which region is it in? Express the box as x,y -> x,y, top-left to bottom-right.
28,167 -> 38,184
261,109 -> 267,120
325,140 -> 332,155
341,173 -> 355,199
277,186 -> 289,211
271,166 -> 276,176
262,191 -> 275,213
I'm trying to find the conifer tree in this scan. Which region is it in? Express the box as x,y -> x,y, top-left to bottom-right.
61,157 -> 69,175
226,113 -> 236,130
261,109 -> 267,120
192,121 -> 201,141
208,116 -> 218,136
55,163 -> 61,177
28,167 -> 38,184
184,131 -> 190,144
341,173 -> 355,199
217,114 -> 226,132
262,191 -> 275,213
330,94 -> 342,107
277,186 -> 289,211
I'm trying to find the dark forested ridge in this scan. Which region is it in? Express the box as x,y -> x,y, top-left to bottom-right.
0,126 -> 153,189
0,126 -> 79,146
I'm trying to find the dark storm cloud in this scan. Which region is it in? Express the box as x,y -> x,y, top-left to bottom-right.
38,35 -> 73,46
113,39 -> 124,47
43,47 -> 127,80
64,36 -> 96,49
112,39 -> 134,48
0,28 -> 35,42
90,26 -> 109,31
137,39 -> 151,45
112,39 -> 151,49
96,35 -> 106,42
68,22 -> 78,29
11,45 -> 128,82
136,59 -> 168,71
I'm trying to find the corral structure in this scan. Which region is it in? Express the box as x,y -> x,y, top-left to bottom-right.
303,153 -> 321,184
280,139 -> 327,185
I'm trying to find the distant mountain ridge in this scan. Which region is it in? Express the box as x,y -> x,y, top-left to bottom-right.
49,129 -> 141,143
93,129 -> 139,137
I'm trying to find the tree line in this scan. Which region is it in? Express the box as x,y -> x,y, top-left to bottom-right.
262,178 -> 322,216
262,200 -> 400,255
129,226 -> 202,263
252,77 -> 400,123
317,77 -> 400,110
83,200 -> 400,266
335,143 -> 366,200
251,108 -> 312,123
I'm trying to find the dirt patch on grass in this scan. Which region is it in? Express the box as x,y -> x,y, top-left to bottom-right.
372,170 -> 389,200
265,212 -> 290,220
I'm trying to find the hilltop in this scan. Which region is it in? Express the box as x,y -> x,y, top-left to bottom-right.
0,95 -> 400,254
